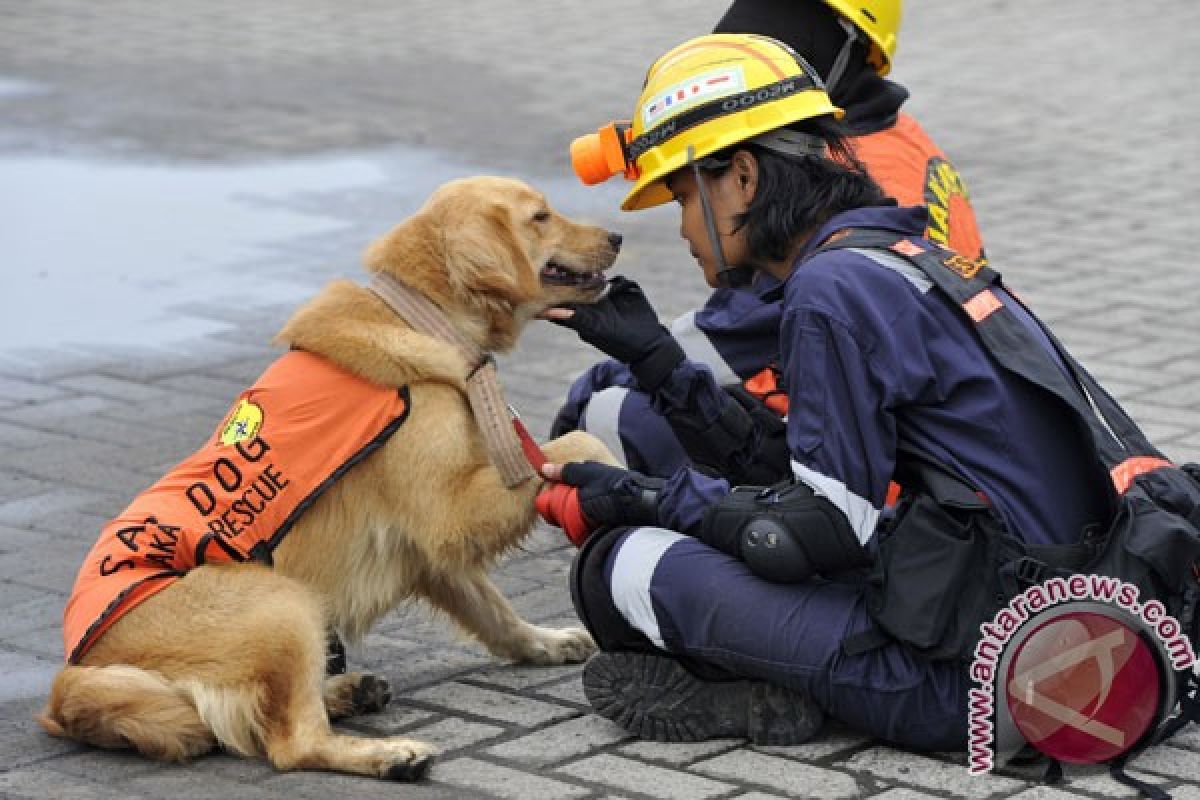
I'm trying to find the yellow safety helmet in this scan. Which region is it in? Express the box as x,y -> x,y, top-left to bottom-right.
823,0 -> 902,76
570,33 -> 842,212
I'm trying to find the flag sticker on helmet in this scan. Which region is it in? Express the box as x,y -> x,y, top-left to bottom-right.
641,67 -> 745,128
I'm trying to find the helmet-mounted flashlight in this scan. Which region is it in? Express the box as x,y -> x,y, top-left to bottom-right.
570,122 -> 638,186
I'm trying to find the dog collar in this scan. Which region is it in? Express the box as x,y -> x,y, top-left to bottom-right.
369,272 -> 542,488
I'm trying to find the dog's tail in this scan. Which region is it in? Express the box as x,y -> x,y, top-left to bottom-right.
37,665 -> 267,762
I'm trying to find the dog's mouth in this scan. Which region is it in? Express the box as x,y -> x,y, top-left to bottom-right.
540,260 -> 607,290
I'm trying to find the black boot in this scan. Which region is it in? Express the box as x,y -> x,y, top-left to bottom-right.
583,650 -> 824,745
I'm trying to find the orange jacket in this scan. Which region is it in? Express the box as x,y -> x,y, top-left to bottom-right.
62,350 -> 410,663
851,112 -> 986,265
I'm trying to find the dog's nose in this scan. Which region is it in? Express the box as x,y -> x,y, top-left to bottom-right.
608,232 -> 623,251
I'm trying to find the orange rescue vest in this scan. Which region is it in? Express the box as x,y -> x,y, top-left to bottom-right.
62,350 -> 410,663
851,112 -> 986,266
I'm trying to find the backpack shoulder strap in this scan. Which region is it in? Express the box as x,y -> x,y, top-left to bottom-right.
813,228 -> 1163,473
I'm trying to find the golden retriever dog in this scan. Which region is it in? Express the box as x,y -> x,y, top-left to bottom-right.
37,176 -> 620,781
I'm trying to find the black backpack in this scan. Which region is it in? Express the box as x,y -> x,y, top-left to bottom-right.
816,230 -> 1200,794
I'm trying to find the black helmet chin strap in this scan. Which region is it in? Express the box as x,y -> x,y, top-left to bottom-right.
685,131 -> 825,289
687,144 -> 752,289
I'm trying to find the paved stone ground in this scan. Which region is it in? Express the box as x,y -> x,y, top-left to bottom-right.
1,1 -> 1199,798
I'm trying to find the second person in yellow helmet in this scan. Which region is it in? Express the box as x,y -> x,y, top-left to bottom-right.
551,0 -> 985,490
535,31 -> 1125,750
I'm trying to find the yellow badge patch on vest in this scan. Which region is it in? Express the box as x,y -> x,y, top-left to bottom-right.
219,399 -> 264,446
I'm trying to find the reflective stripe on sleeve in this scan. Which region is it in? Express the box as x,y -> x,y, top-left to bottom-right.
580,387 -> 631,468
670,310 -> 740,386
791,460 -> 882,545
848,247 -> 934,294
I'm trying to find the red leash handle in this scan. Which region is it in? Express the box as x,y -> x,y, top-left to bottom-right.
508,406 -> 594,546
535,482 -> 593,546
510,413 -> 547,473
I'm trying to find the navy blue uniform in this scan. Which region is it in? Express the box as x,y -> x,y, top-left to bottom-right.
578,206 -> 1109,748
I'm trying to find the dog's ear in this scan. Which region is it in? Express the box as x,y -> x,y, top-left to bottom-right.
443,203 -> 541,306
363,212 -> 466,312
364,214 -> 446,283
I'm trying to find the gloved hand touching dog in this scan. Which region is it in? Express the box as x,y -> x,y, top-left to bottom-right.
536,461 -> 664,546
541,276 -> 686,391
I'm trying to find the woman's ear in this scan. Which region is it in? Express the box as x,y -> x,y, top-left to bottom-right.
731,149 -> 759,204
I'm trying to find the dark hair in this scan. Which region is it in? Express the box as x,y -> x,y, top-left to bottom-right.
702,114 -> 888,263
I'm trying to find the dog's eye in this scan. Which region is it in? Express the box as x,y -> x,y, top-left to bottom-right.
532,210 -> 551,223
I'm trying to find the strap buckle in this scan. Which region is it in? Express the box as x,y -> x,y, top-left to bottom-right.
1012,556 -> 1050,588
466,352 -> 495,380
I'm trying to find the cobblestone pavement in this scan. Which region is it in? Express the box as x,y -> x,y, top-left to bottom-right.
2,1 -> 1200,798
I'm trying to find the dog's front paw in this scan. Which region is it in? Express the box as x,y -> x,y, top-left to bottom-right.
381,738 -> 437,782
514,625 -> 598,665
542,430 -> 620,468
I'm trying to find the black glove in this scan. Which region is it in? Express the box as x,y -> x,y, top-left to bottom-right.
550,277 -> 685,391
559,461 -> 664,529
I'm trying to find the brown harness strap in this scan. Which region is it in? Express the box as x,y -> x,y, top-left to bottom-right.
369,273 -> 538,488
